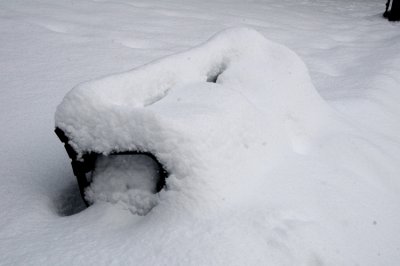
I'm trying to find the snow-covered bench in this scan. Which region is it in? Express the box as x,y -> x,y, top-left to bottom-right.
55,27 -> 330,214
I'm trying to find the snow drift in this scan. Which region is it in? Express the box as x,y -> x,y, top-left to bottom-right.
55,27 -> 333,214
2,0 -> 399,264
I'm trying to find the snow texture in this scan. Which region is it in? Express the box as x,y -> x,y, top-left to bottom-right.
86,155 -> 160,215
1,0 -> 400,265
55,27 -> 329,157
56,27 -> 334,216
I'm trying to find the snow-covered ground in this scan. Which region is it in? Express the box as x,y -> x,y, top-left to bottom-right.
1,0 -> 400,265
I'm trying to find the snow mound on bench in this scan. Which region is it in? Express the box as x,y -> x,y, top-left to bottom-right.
55,27 -> 333,209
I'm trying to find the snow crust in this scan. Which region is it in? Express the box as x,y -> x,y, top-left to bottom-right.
1,0 -> 400,265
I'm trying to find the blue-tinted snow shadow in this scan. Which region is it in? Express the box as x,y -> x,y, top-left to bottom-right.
55,182 -> 86,216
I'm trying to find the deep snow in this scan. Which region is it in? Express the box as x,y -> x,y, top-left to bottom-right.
1,0 -> 400,265
55,27 -> 335,217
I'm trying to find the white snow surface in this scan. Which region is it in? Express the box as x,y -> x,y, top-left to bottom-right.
86,154 -> 160,215
56,26 -> 333,218
1,0 -> 400,265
